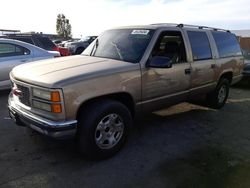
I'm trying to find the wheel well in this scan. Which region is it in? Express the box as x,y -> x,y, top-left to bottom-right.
76,93 -> 135,120
220,72 -> 233,84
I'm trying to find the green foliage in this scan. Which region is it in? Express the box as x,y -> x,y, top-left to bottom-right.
56,14 -> 72,39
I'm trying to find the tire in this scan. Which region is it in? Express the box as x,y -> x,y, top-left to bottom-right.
77,99 -> 132,160
75,47 -> 85,54
206,78 -> 230,109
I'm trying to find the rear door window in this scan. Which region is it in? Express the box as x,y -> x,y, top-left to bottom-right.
187,31 -> 212,61
0,43 -> 30,57
212,32 -> 242,58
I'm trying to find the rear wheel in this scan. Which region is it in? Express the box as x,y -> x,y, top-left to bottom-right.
77,99 -> 132,160
207,78 -> 230,109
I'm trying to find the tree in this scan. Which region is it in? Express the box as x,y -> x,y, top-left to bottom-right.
56,14 -> 72,39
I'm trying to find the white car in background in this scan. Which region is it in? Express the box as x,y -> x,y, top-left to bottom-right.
0,38 -> 60,90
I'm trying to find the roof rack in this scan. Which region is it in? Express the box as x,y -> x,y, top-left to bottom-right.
150,23 -> 231,33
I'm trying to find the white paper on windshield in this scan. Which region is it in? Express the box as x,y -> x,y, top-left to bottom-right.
131,30 -> 150,35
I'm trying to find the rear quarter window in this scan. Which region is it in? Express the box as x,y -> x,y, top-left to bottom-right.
212,32 -> 242,58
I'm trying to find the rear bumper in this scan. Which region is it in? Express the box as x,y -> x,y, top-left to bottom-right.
8,98 -> 77,139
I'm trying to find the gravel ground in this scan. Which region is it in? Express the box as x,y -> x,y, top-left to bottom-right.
0,82 -> 250,188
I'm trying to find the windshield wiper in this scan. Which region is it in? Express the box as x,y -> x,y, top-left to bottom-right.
111,41 -> 124,61
90,38 -> 99,56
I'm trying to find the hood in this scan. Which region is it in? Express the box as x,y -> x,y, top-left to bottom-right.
11,55 -> 137,88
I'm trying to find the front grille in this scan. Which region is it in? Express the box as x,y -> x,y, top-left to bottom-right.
16,84 -> 30,106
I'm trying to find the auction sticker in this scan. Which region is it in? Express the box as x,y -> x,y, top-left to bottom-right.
131,30 -> 150,35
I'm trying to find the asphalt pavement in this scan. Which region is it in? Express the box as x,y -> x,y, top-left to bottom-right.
0,83 -> 250,188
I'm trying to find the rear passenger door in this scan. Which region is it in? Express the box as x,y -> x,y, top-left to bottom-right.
186,30 -> 217,95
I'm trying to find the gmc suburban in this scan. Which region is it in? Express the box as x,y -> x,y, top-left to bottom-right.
8,24 -> 244,159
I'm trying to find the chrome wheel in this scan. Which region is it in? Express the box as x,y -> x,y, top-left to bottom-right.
218,85 -> 227,103
95,114 -> 124,149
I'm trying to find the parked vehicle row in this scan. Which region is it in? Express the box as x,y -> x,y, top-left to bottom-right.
64,36 -> 97,54
8,23 -> 244,159
3,34 -> 71,56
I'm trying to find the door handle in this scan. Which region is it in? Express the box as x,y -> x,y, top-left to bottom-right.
211,64 -> 216,69
21,60 -> 28,62
185,68 -> 191,74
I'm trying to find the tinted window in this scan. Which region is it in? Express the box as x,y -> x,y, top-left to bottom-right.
152,31 -> 186,63
0,43 -> 30,57
187,31 -> 212,61
11,37 -> 34,45
83,29 -> 154,63
212,32 -> 242,58
33,37 -> 56,50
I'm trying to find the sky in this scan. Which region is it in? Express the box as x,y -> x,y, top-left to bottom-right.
0,0 -> 250,38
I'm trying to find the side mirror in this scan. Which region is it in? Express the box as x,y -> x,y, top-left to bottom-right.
148,56 -> 172,68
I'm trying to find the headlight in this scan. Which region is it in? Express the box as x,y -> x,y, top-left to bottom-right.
33,100 -> 62,113
32,88 -> 61,102
33,100 -> 51,112
32,88 -> 62,113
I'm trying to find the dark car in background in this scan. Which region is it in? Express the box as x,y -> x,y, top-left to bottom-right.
3,34 -> 71,56
243,49 -> 250,76
64,36 -> 97,54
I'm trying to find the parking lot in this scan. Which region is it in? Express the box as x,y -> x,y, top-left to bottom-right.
1,82 -> 250,188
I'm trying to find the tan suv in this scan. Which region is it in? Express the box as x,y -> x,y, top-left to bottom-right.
8,24 -> 244,159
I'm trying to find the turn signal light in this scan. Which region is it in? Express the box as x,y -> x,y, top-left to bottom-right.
51,91 -> 61,102
52,104 -> 62,113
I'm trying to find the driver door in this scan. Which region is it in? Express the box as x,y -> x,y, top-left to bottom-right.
141,30 -> 191,112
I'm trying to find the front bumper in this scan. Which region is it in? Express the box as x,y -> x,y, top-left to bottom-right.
8,98 -> 77,139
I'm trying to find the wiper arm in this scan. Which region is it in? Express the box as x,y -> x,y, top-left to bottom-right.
90,38 -> 99,56
111,41 -> 123,61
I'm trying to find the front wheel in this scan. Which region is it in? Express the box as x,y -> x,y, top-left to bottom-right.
77,99 -> 132,160
207,78 -> 230,109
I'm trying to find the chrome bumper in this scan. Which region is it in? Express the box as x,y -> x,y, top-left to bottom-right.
8,98 -> 77,139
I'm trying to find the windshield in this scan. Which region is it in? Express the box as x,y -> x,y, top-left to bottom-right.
82,29 -> 155,63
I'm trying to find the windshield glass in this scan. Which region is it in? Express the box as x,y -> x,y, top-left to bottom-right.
82,29 -> 155,63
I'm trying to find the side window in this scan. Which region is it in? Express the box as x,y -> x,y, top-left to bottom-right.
0,43 -> 30,57
212,32 -> 242,58
152,31 -> 187,63
187,31 -> 212,61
